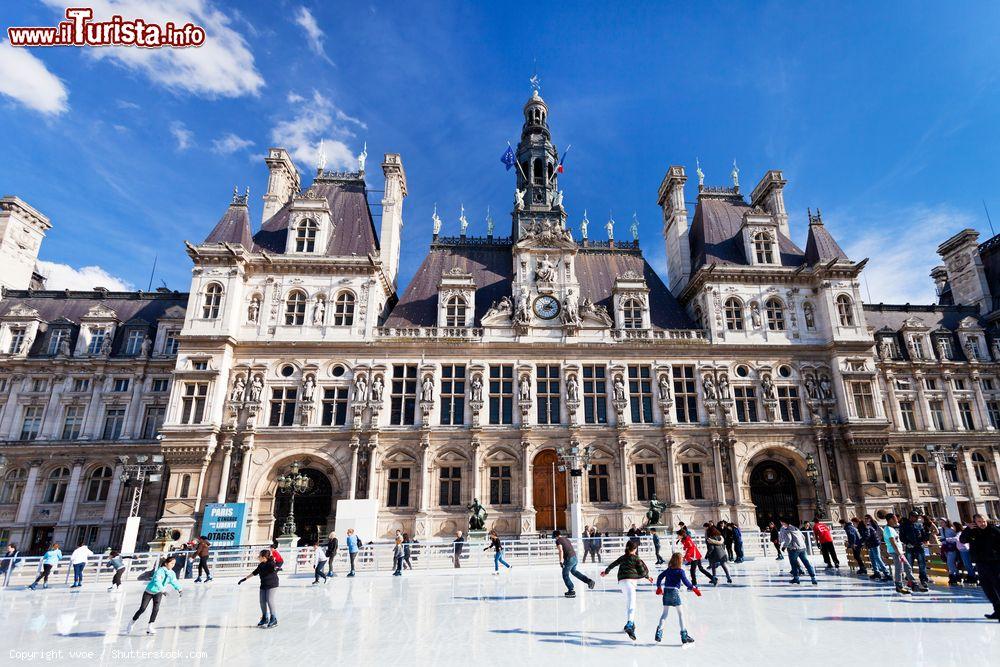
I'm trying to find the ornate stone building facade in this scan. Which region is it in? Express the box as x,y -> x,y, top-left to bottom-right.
1,89 -> 999,551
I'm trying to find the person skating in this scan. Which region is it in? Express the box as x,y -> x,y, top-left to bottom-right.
484,529 -> 511,574
343,529 -> 360,576
106,550 -> 132,591
125,555 -> 182,635
651,528 -> 665,565
954,520 -> 977,583
592,528 -> 603,563
312,541 -> 329,584
28,543 -> 62,590
600,539 -> 653,641
768,521 -> 784,560
392,536 -> 404,576
720,522 -> 736,561
883,513 -> 921,593
69,541 -> 93,588
452,531 -> 464,569
402,532 -> 414,570
705,526 -> 732,585
325,531 -> 339,576
677,528 -> 715,586
269,543 -> 285,571
239,549 -> 280,628
811,518 -> 840,569
193,536 -> 213,582
778,518 -> 817,585
862,515 -> 891,580
960,514 -> 1000,621
899,511 -> 930,587
842,518 -> 867,575
0,543 -> 21,584
555,529 -> 594,597
654,552 -> 700,644
732,522 -> 745,563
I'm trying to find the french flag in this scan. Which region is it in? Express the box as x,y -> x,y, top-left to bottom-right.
556,145 -> 571,174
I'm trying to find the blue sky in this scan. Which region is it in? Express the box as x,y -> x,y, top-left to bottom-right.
1,1 -> 999,303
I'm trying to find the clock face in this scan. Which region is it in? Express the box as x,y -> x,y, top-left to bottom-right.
533,295 -> 561,320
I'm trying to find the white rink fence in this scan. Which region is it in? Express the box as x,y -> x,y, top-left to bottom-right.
0,528 -> 847,588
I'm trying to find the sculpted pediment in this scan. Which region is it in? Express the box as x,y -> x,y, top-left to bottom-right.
161,305 -> 186,320
3,304 -> 40,319
83,304 -> 119,321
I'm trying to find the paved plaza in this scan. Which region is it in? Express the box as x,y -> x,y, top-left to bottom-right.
0,557 -> 996,666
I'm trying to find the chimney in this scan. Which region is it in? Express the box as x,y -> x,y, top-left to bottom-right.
657,166 -> 691,295
750,170 -> 789,238
380,153 -> 408,292
261,148 -> 300,224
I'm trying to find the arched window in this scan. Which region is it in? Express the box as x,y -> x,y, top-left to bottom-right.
911,452 -> 930,484
753,232 -> 775,264
44,466 -> 71,504
972,451 -> 992,483
765,297 -> 785,331
202,283 -> 223,319
0,468 -> 27,505
836,294 -> 855,327
445,296 -> 468,327
621,298 -> 643,329
334,291 -> 355,326
85,466 -> 114,502
295,219 -> 318,253
285,290 -> 307,325
179,474 -> 191,498
724,298 -> 744,331
880,453 -> 899,484
532,158 -> 544,185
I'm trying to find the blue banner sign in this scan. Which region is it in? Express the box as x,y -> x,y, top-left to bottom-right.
200,503 -> 246,547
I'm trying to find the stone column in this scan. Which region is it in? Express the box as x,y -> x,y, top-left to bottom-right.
82,377 -> 106,438
348,440 -> 359,500
711,438 -> 726,505
471,439 -> 482,504
56,459 -> 86,542
727,439 -> 742,505
235,434 -> 255,504
662,436 -> 677,506
102,463 -> 124,523
970,373 -> 994,431
418,444 -> 431,513
814,437 -> 835,505
913,371 -> 934,431
367,444 -> 379,501
942,373 -> 963,431
883,372 -> 904,430
216,439 -> 234,504
39,377 -> 67,438
960,449 -> 984,510
900,447 -> 920,506
15,461 -> 42,524
123,375 -> 146,437
521,441 -> 533,510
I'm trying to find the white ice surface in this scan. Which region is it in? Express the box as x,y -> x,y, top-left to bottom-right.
1,557 -> 997,666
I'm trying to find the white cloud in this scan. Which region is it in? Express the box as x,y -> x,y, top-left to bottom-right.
169,120 -> 193,150
841,204 -> 976,304
41,0 -> 264,98
37,260 -> 134,291
116,99 -> 141,110
293,6 -> 333,64
270,90 -> 365,171
0,40 -> 68,115
211,132 -> 254,154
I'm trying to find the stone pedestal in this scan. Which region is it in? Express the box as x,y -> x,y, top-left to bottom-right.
467,529 -> 488,544
275,533 -> 298,552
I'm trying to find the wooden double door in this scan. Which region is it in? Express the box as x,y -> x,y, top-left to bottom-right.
532,449 -> 568,531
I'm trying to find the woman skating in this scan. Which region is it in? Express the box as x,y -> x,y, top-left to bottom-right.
705,526 -> 733,585
312,541 -> 329,584
402,532 -> 413,570
125,555 -> 182,635
654,552 -> 699,644
392,536 -> 404,576
600,540 -> 653,641
28,543 -> 62,590
483,529 -> 511,574
106,550 -> 132,591
677,529 -> 716,586
239,549 -> 280,628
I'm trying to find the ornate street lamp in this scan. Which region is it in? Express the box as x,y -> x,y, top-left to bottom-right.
804,453 -> 824,520
118,451 -> 165,553
556,442 -> 594,541
928,444 -> 962,521
276,461 -> 313,538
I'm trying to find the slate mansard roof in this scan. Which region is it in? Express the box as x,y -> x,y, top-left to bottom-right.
863,302 -> 993,362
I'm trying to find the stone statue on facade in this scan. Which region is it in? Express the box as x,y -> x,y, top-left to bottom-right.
761,372 -> 775,400
535,255 -> 557,283
819,375 -> 832,399
630,213 -> 639,242
606,216 -> 614,241
803,302 -> 815,329
993,339 -> 1000,362
468,498 -> 487,531
140,336 -> 152,357
471,374 -> 483,402
935,338 -> 948,360
371,374 -> 384,402
248,297 -> 260,323
964,338 -> 978,361
100,335 -> 112,357
313,298 -> 326,325
580,210 -> 589,240
421,375 -> 435,402
302,374 -> 316,402
561,289 -> 580,325
613,375 -> 627,401
231,374 -> 247,402
248,374 -> 264,403
357,141 -> 367,173
459,204 -> 468,236
696,158 -> 705,187
432,205 -> 442,236
658,374 -> 671,401
878,339 -> 892,360
514,291 -> 531,324
750,302 -> 762,329
718,374 -> 730,399
58,338 -> 71,358
805,375 -> 818,400
519,375 -> 531,401
484,296 -> 513,321
703,375 -> 717,400
553,190 -> 564,209
354,374 -> 368,401
645,496 -> 667,526
731,159 -> 740,188
514,188 -> 526,212
566,374 -> 579,402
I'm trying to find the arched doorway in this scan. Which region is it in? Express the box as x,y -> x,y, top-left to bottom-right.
749,461 -> 799,529
272,468 -> 332,546
532,449 -> 567,531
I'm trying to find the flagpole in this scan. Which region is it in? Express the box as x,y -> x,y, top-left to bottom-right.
549,144 -> 571,183
510,142 -> 529,183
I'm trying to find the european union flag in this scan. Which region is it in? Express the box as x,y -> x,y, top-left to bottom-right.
501,144 -> 516,171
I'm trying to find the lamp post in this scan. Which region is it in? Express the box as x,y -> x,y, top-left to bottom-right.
276,461 -> 313,541
118,452 -> 165,554
804,453 -> 823,520
556,442 -> 594,545
928,443 -> 961,521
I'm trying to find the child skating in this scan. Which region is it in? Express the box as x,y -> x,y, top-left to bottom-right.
654,552 -> 699,644
239,549 -> 280,628
125,555 -> 182,635
600,539 -> 653,641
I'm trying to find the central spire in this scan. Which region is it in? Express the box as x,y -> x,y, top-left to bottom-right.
512,88 -> 563,239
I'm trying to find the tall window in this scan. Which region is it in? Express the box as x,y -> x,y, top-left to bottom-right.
988,400 -> 1000,429
61,405 -> 85,440
765,298 -> 785,331
836,294 -> 855,326
124,330 -> 145,356
179,474 -> 192,498
880,453 -> 900,484
295,219 -> 317,252
321,387 -> 349,426
85,466 -> 114,502
972,452 -> 992,483
285,291 -> 307,325
489,365 -> 513,425
582,365 -> 607,424
164,330 -> 180,355
724,298 -> 744,331
202,284 -> 223,319
268,387 -> 298,427
849,381 -> 875,418
180,382 -> 208,424
628,365 -> 653,423
958,401 -> 975,430
928,400 -> 945,430
682,462 -> 704,500
142,405 -> 165,439
536,365 -> 561,424
87,327 -> 109,355
753,232 -> 775,264
44,467 -> 70,503
440,365 -> 466,425
20,405 -> 44,440
911,453 -> 930,484
937,337 -> 954,360
7,326 -> 26,354
102,407 -> 126,439
777,386 -> 801,422
734,386 -> 759,422
390,364 -> 418,425
588,463 -> 610,502
899,401 -> 916,431
673,365 -> 698,423
635,463 -> 656,501
489,465 -> 512,505
334,292 -> 355,326
47,328 -> 70,355
439,466 -> 461,506
112,378 -> 131,392
0,469 -> 27,505
387,468 -> 411,507
622,299 -> 643,329
445,296 -> 468,327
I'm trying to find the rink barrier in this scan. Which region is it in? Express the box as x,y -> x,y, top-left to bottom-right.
0,528 -> 847,587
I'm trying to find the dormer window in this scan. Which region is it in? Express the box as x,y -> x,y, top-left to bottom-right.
202,283 -> 223,319
445,296 -> 468,327
765,297 -> 785,331
724,298 -> 745,331
622,299 -> 643,329
87,327 -> 109,355
124,329 -> 145,356
285,290 -> 307,325
334,291 -> 355,326
295,219 -> 318,253
753,231 -> 775,264
836,294 -> 855,327
8,326 -> 27,354
47,328 -> 70,355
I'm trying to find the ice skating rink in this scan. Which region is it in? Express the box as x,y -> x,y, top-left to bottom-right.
1,557 -> 996,666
